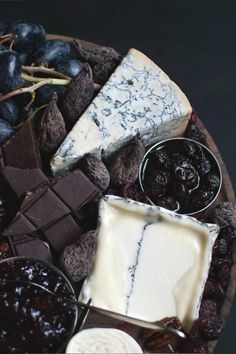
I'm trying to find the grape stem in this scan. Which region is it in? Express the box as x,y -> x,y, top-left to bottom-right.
0,34 -> 17,48
0,78 -> 69,102
21,73 -> 70,85
22,65 -> 71,80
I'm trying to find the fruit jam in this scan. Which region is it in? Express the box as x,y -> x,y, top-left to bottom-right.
0,257 -> 77,353
140,138 -> 221,214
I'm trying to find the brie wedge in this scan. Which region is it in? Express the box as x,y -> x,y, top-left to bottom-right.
80,195 -> 219,332
51,48 -> 192,174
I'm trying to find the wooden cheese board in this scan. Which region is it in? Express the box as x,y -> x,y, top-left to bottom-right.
46,33 -> 236,352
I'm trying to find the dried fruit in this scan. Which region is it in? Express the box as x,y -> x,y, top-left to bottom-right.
213,238 -> 228,257
80,154 -> 110,191
203,279 -> 225,302
145,169 -> 170,196
73,40 -> 122,85
61,63 -> 94,128
38,93 -> 66,157
199,299 -> 218,317
190,315 -> 224,341
109,138 -> 145,185
140,317 -> 183,351
184,120 -> 206,144
220,225 -> 236,241
122,182 -> 149,204
215,263 -> 231,288
60,230 -> 97,283
93,58 -> 121,85
0,240 -> 10,260
183,339 -> 209,353
204,173 -> 220,191
209,202 -> 236,229
155,196 -> 179,211
0,197 -> 6,226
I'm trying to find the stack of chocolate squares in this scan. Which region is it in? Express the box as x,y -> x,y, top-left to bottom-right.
0,119 -> 100,263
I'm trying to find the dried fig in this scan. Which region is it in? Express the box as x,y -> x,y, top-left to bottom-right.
80,154 -> 110,191
109,138 -> 145,185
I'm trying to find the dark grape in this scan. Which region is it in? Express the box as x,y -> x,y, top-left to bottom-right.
0,119 -> 14,144
0,98 -> 19,126
35,84 -> 66,106
31,40 -> 70,65
55,56 -> 83,77
7,21 -> 45,52
0,51 -> 22,93
18,52 -> 28,65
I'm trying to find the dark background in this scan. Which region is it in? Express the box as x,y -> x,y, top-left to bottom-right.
1,0 -> 236,352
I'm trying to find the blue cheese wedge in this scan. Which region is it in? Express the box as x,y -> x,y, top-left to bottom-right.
80,195 -> 219,332
51,48 -> 192,174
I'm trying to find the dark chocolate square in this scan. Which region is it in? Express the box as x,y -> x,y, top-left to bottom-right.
24,189 -> 70,229
51,170 -> 99,211
43,214 -> 84,253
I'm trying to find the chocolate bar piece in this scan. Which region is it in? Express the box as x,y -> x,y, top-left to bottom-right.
1,166 -> 48,200
0,119 -> 42,169
9,234 -> 53,263
3,170 -> 99,253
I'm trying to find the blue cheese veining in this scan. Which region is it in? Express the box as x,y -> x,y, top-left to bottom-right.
51,48 -> 192,174
80,196 -> 219,332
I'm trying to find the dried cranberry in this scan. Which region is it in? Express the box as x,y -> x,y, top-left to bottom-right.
151,150 -> 170,169
174,162 -> 196,184
172,182 -> 190,202
204,173 -> 220,191
182,140 -> 197,157
213,238 -> 229,257
122,183 -> 150,204
196,158 -> 212,176
191,189 -> 214,209
145,169 -> 170,196
199,299 -> 218,317
155,196 -> 179,211
0,240 -> 10,260
203,279 -> 224,302
184,121 -> 206,144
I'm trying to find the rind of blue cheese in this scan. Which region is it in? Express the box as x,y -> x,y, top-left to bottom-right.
51,48 -> 192,174
80,195 -> 219,332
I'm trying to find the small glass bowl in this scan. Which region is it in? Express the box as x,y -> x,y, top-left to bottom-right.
0,256 -> 78,353
139,137 -> 222,216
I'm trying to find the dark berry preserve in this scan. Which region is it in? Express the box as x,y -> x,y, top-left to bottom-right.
140,138 -> 221,215
0,257 -> 78,353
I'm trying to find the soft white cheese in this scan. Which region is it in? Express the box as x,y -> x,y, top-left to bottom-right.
80,196 -> 219,332
51,48 -> 192,174
65,328 -> 143,354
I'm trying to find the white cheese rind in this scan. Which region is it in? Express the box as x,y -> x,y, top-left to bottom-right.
80,196 -> 219,332
51,48 -> 192,174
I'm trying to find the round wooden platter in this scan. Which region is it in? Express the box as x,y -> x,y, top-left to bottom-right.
46,34 -> 236,352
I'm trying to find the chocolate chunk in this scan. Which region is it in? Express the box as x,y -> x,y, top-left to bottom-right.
9,234 -> 52,263
23,188 -> 70,229
1,118 -> 42,169
38,94 -> 67,157
1,166 -> 48,200
80,154 -> 110,191
51,169 -> 100,210
3,214 -> 36,236
60,230 -> 97,282
43,214 -> 84,254
60,64 -> 94,128
3,170 -> 99,254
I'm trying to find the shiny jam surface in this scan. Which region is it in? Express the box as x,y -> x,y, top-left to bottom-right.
0,258 -> 77,353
